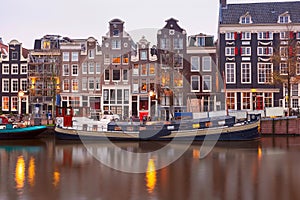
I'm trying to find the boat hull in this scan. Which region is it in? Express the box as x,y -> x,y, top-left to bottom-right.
0,126 -> 48,139
55,121 -> 260,141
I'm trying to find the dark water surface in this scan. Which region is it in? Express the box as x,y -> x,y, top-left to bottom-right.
1,136 -> 300,200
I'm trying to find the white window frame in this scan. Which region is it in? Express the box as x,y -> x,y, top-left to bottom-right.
88,78 -> 94,90
11,96 -> 18,112
258,32 -> 273,40
2,97 -> 9,111
191,56 -> 200,72
280,63 -> 288,75
225,32 -> 235,40
2,64 -> 9,74
226,92 -> 236,110
191,75 -> 200,92
225,47 -> 235,56
11,79 -> 18,92
20,79 -> 27,91
280,32 -> 289,40
225,63 -> 236,84
63,64 -> 69,76
241,32 -> 251,40
11,64 -> 18,74
258,63 -> 273,84
202,75 -> 212,92
241,92 -> 251,110
82,63 -> 87,74
82,78 -> 87,91
96,63 -> 101,74
71,52 -> 79,62
202,56 -> 212,72
296,63 -> 300,75
241,63 -> 251,84
63,80 -> 69,92
71,79 -> 79,92
111,40 -> 121,50
241,47 -> 251,56
72,64 -> 78,76
20,64 -> 27,74
63,52 -> 69,62
278,14 -> 291,24
2,79 -> 9,92
240,15 -> 252,24
88,63 -> 94,74
257,47 -> 273,56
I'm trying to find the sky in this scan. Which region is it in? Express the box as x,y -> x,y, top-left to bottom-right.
1,0 -> 298,49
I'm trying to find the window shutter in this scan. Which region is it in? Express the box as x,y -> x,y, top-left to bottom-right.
289,46 -> 293,57
266,32 -> 269,39
290,31 -> 294,39
266,47 -> 269,55
235,47 -> 239,55
234,32 -> 238,40
240,47 -> 243,55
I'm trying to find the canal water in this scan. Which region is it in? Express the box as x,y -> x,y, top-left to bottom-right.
1,136 -> 300,200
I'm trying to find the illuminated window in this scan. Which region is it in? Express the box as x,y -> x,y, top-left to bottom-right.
72,79 -> 78,92
226,92 -> 236,109
161,71 -> 170,87
63,80 -> 69,91
242,92 -> 251,110
141,64 -> 147,76
112,55 -> 121,64
2,97 -> 9,111
174,71 -> 183,87
149,64 -> 155,75
141,79 -> 147,93
11,97 -> 18,111
123,54 -> 129,64
133,64 -> 139,75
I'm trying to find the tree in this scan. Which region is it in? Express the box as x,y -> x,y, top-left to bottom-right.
271,26 -> 299,116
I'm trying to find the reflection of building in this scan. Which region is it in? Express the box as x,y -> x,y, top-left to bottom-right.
101,19 -> 136,119
0,40 -> 29,114
187,33 -> 223,112
28,35 -> 61,116
131,36 -> 158,119
59,37 -> 102,118
157,18 -> 188,120
218,0 -> 300,111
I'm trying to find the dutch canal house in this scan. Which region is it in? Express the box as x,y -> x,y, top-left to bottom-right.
219,0 -> 300,115
101,19 -> 136,119
187,33 -> 223,114
0,39 -> 29,115
131,36 -> 158,120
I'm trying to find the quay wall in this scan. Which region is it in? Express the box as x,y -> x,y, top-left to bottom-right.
261,117 -> 300,135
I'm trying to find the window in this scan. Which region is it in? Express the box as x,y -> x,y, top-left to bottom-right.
11,97 -> 18,111
133,64 -> 139,75
174,71 -> 183,87
280,32 -> 289,40
225,32 -> 235,40
133,79 -> 139,93
278,14 -> 290,23
240,15 -> 252,24
113,70 -> 120,81
82,78 -> 87,90
242,92 -> 251,110
191,76 -> 200,91
141,64 -> 147,76
197,37 -> 205,47
112,40 -> 121,49
63,64 -> 69,76
297,32 -> 300,39
104,54 -> 110,64
280,47 -> 288,57
88,78 -> 94,90
174,38 -> 183,49
2,97 -> 9,111
297,63 -> 300,75
124,89 -> 129,104
191,56 -> 200,72
11,79 -> 18,92
11,64 -> 18,74
225,47 -> 235,56
257,47 -> 273,56
225,63 -> 236,84
149,63 -> 155,75
292,99 -> 299,108
241,32 -> 251,40
174,54 -> 183,68
203,75 -> 212,92
123,69 -> 128,81
161,54 -> 170,66
140,51 -> 147,60
123,54 -> 129,64
82,63 -> 87,74
20,79 -> 27,91
88,63 -> 94,74
241,63 -> 251,83
96,63 -> 101,74
21,64 -> 27,74
72,79 -> 78,92
264,93 -> 272,107
241,47 -> 251,56
174,93 -> 183,106
226,92 -> 236,109
161,71 -> 170,87
72,65 -> 78,76
280,63 -> 288,75
160,38 -> 170,49
72,52 -> 79,61
88,49 -> 95,59
2,79 -> 9,92
202,56 -> 211,72
63,52 -> 69,61
258,32 -> 273,40
258,63 -> 273,84
112,55 -> 121,64
105,69 -> 110,81
95,78 -> 100,90
141,79 -> 147,93
63,80 -> 69,91
2,64 -> 9,74
113,29 -> 119,36
292,84 -> 298,96
12,52 -> 18,60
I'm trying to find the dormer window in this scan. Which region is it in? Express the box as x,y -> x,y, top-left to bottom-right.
278,12 -> 291,23
113,29 -> 119,36
240,12 -> 252,24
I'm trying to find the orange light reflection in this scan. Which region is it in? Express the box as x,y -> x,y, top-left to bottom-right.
28,157 -> 36,187
146,159 -> 157,194
15,156 -> 25,190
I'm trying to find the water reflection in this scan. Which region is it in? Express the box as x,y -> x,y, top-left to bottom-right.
146,158 -> 157,194
15,156 -> 25,190
2,137 -> 300,199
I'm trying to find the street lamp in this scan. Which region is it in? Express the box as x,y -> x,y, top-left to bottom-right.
18,90 -> 24,115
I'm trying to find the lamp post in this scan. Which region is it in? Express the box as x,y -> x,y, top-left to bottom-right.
18,90 -> 24,115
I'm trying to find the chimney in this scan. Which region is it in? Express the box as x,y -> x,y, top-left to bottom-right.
220,0 -> 227,8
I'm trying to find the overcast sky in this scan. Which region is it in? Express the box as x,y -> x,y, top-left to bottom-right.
1,0 -> 298,48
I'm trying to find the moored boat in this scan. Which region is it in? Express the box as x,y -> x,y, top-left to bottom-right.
0,116 -> 48,139
55,107 -> 261,141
